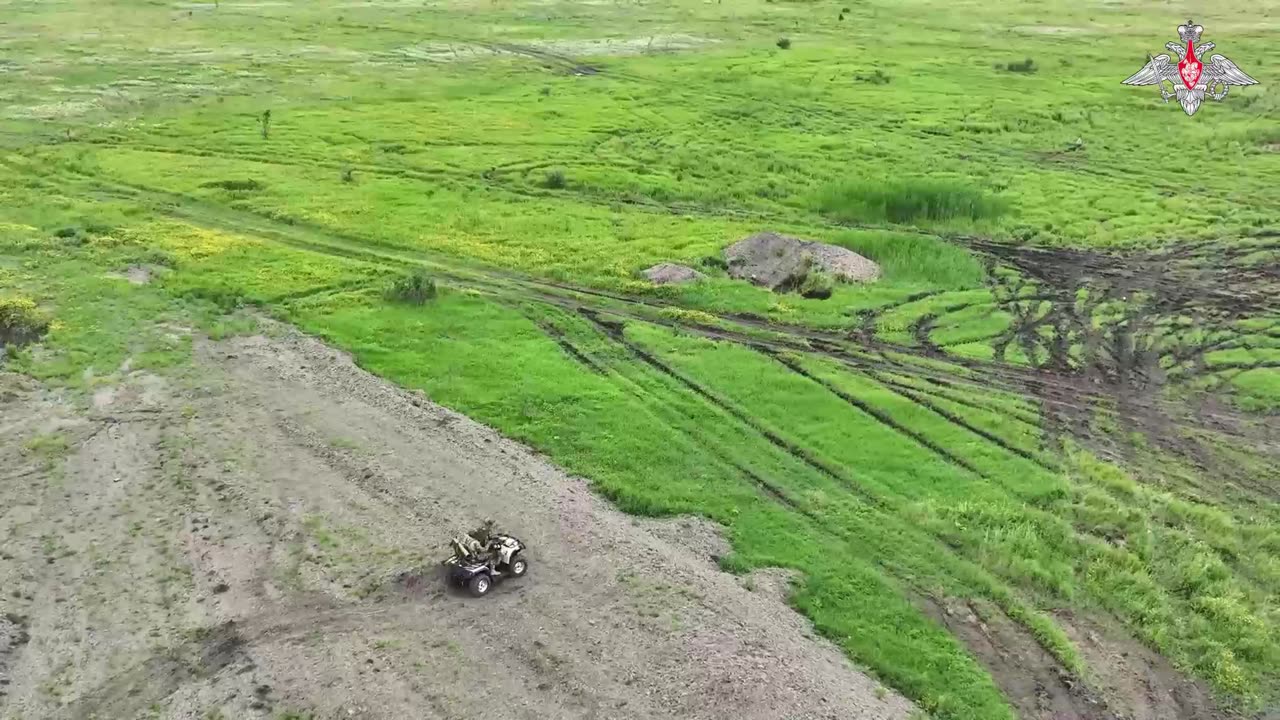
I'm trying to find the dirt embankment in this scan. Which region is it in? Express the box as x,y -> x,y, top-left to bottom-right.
0,324 -> 912,720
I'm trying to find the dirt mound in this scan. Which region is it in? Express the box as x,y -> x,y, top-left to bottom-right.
724,232 -> 879,292
642,262 -> 705,285
0,323 -> 914,720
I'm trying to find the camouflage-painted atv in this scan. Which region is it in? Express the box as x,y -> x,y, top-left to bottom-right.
442,533 -> 528,597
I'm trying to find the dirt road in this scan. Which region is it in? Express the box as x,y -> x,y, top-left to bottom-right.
0,323 -> 913,720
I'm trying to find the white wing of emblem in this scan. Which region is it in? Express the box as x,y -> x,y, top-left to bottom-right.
1204,54 -> 1258,86
1122,54 -> 1177,85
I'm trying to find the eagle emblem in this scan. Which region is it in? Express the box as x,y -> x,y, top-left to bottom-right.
1122,21 -> 1259,116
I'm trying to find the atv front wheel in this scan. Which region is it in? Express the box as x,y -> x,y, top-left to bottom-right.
468,574 -> 492,597
509,556 -> 528,578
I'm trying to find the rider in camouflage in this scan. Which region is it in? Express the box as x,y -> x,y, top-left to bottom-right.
463,518 -> 498,568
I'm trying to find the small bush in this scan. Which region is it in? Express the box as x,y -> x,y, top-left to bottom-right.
543,169 -> 567,189
0,296 -> 50,348
385,271 -> 437,305
776,37 -> 792,50
798,271 -> 834,300
340,167 -> 355,183
699,255 -> 728,271
998,58 -> 1037,73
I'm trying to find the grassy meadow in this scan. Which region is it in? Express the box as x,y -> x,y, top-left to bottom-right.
3,0 -> 1280,718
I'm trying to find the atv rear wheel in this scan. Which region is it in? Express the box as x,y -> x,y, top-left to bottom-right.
468,573 -> 492,597
509,556 -> 528,578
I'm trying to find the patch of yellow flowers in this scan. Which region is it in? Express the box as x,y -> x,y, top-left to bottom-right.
126,222 -> 250,261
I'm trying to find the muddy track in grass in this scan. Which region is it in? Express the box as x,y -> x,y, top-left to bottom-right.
958,239 -> 1280,483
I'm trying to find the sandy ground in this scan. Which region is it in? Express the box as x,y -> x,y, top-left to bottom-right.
0,323 -> 914,720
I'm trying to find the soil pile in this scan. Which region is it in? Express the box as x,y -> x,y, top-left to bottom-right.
724,232 -> 879,293
0,324 -> 913,720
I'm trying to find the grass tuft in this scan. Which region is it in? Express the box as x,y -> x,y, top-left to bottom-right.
385,270 -> 438,305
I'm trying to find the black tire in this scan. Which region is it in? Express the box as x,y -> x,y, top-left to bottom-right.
509,555 -> 528,578
468,573 -> 492,597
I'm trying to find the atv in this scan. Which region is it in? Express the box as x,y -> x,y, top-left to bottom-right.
443,533 -> 529,597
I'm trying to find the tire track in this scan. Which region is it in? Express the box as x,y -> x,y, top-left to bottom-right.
524,307 -> 814,516
577,308 -> 886,508
764,351 -> 985,478
862,370 -> 1058,472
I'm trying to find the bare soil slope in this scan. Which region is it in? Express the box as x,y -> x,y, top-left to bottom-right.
0,323 -> 913,720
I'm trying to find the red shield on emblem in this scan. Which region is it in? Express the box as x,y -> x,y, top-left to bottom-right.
1178,43 -> 1202,88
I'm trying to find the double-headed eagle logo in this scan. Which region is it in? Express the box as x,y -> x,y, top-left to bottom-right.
1123,21 -> 1259,116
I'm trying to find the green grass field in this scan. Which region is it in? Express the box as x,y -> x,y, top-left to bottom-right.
3,0 -> 1280,718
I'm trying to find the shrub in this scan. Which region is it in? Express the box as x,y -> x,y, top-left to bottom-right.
998,58 -> 1037,73
798,270 -> 834,300
0,295 -> 50,348
543,169 -> 567,189
385,270 -> 437,305
700,255 -> 728,271
776,37 -> 792,50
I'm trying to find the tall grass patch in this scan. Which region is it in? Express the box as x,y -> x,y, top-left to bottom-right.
812,179 -> 1009,226
831,230 -> 986,289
